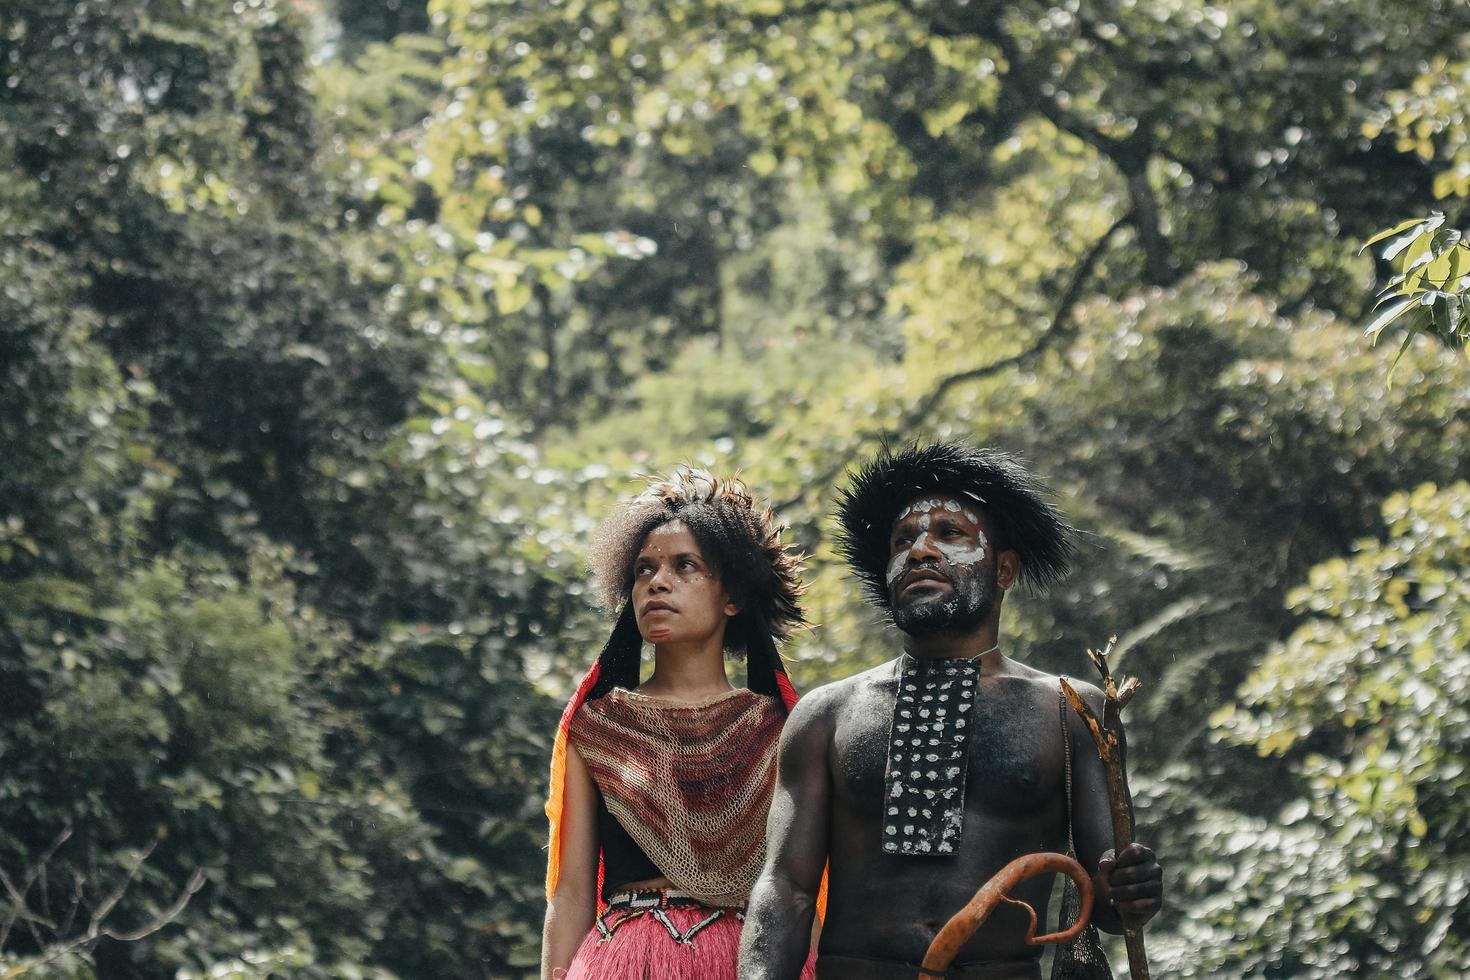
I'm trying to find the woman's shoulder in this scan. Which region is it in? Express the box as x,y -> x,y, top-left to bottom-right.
571,685 -> 784,738
584,684 -> 780,712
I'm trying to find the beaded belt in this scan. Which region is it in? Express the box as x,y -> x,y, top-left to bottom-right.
597,887 -> 742,946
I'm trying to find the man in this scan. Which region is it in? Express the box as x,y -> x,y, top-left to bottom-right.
739,443 -> 1163,979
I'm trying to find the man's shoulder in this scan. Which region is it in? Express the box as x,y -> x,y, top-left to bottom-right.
995,659 -> 1105,707
787,672 -> 854,715
996,658 -> 1061,690
1011,665 -> 1114,726
786,660 -> 898,723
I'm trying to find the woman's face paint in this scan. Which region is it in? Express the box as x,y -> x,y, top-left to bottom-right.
630,522 -> 735,646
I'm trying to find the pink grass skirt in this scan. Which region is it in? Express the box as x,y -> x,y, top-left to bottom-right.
562,902 -> 816,980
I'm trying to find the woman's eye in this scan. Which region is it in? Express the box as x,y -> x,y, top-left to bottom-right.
678,559 -> 697,571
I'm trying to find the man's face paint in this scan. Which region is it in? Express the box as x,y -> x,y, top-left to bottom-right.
884,497 -> 987,586
886,495 -> 999,635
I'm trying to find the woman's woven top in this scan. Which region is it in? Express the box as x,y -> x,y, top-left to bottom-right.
568,686 -> 786,907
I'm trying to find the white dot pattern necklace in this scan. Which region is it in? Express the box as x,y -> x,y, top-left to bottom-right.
879,646 -> 996,856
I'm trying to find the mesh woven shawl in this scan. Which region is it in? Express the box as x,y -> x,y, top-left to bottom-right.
568,687 -> 785,907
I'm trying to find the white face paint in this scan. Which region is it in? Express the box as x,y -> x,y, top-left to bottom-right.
887,495 -> 1003,635
886,498 -> 990,589
935,534 -> 988,566
897,496 -> 981,526
886,546 -> 911,587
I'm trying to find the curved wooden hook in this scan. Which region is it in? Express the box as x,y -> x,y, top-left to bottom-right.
918,852 -> 1093,980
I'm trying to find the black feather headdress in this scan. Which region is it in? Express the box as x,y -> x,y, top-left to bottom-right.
836,443 -> 1075,609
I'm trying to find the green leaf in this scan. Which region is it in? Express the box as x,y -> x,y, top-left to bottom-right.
1364,298 -> 1415,343
923,99 -> 974,138
748,150 -> 779,176
1433,293 -> 1452,337
1382,213 -> 1446,262
494,278 -> 532,314
1398,232 -> 1436,272
1399,240 -> 1434,276
1431,228 -> 1463,252
573,232 -> 619,256
1386,325 -> 1421,385
1425,249 -> 1459,289
1442,244 -> 1468,289
1360,215 -> 1432,253
1381,227 -> 1428,263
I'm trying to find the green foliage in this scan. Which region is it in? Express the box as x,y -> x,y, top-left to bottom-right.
5,0 -> 1470,975
1364,55 -> 1470,200
20,551 -> 374,972
1,0 -> 564,975
1361,213 -> 1470,369
1356,51 -> 1470,379
1165,483 -> 1470,977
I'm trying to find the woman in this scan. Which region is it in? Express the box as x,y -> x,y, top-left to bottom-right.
542,469 -> 815,979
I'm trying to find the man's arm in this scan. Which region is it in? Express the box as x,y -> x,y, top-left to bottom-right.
1065,680 -> 1163,935
739,688 -> 834,980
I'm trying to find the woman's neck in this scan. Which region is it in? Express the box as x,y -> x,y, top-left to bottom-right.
639,638 -> 734,702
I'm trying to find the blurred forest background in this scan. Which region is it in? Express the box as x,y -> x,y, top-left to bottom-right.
3,0 -> 1470,976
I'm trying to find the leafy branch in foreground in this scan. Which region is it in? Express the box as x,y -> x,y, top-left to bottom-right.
1361,212 -> 1470,375
0,832 -> 206,976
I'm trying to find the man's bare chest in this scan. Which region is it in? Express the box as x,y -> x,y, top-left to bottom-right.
832,684 -> 1064,821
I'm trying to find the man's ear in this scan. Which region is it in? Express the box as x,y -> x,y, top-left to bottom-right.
996,550 -> 1021,591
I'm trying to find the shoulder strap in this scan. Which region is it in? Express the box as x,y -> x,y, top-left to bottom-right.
1058,685 -> 1075,857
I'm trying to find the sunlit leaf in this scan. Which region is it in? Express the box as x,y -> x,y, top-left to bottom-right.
1387,324 -> 1422,382
1380,230 -> 1424,265
1360,215 -> 1433,253
1363,298 -> 1416,343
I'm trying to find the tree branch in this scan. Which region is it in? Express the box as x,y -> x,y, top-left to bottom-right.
84,841 -> 156,940
892,210 -> 1132,429
1,832 -> 206,967
0,829 -> 71,952
37,856 -> 206,966
103,869 -> 207,944
57,872 -> 85,942
1121,166 -> 1178,286
773,212 -> 1129,513
1065,638 -> 1151,979
0,867 -> 54,952
959,23 -> 1183,286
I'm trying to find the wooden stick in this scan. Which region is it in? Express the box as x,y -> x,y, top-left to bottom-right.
918,852 -> 1093,980
1062,636 -> 1151,980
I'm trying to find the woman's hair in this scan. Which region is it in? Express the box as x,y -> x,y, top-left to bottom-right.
584,468 -> 805,698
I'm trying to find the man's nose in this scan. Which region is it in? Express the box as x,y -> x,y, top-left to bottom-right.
907,531 -> 942,562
